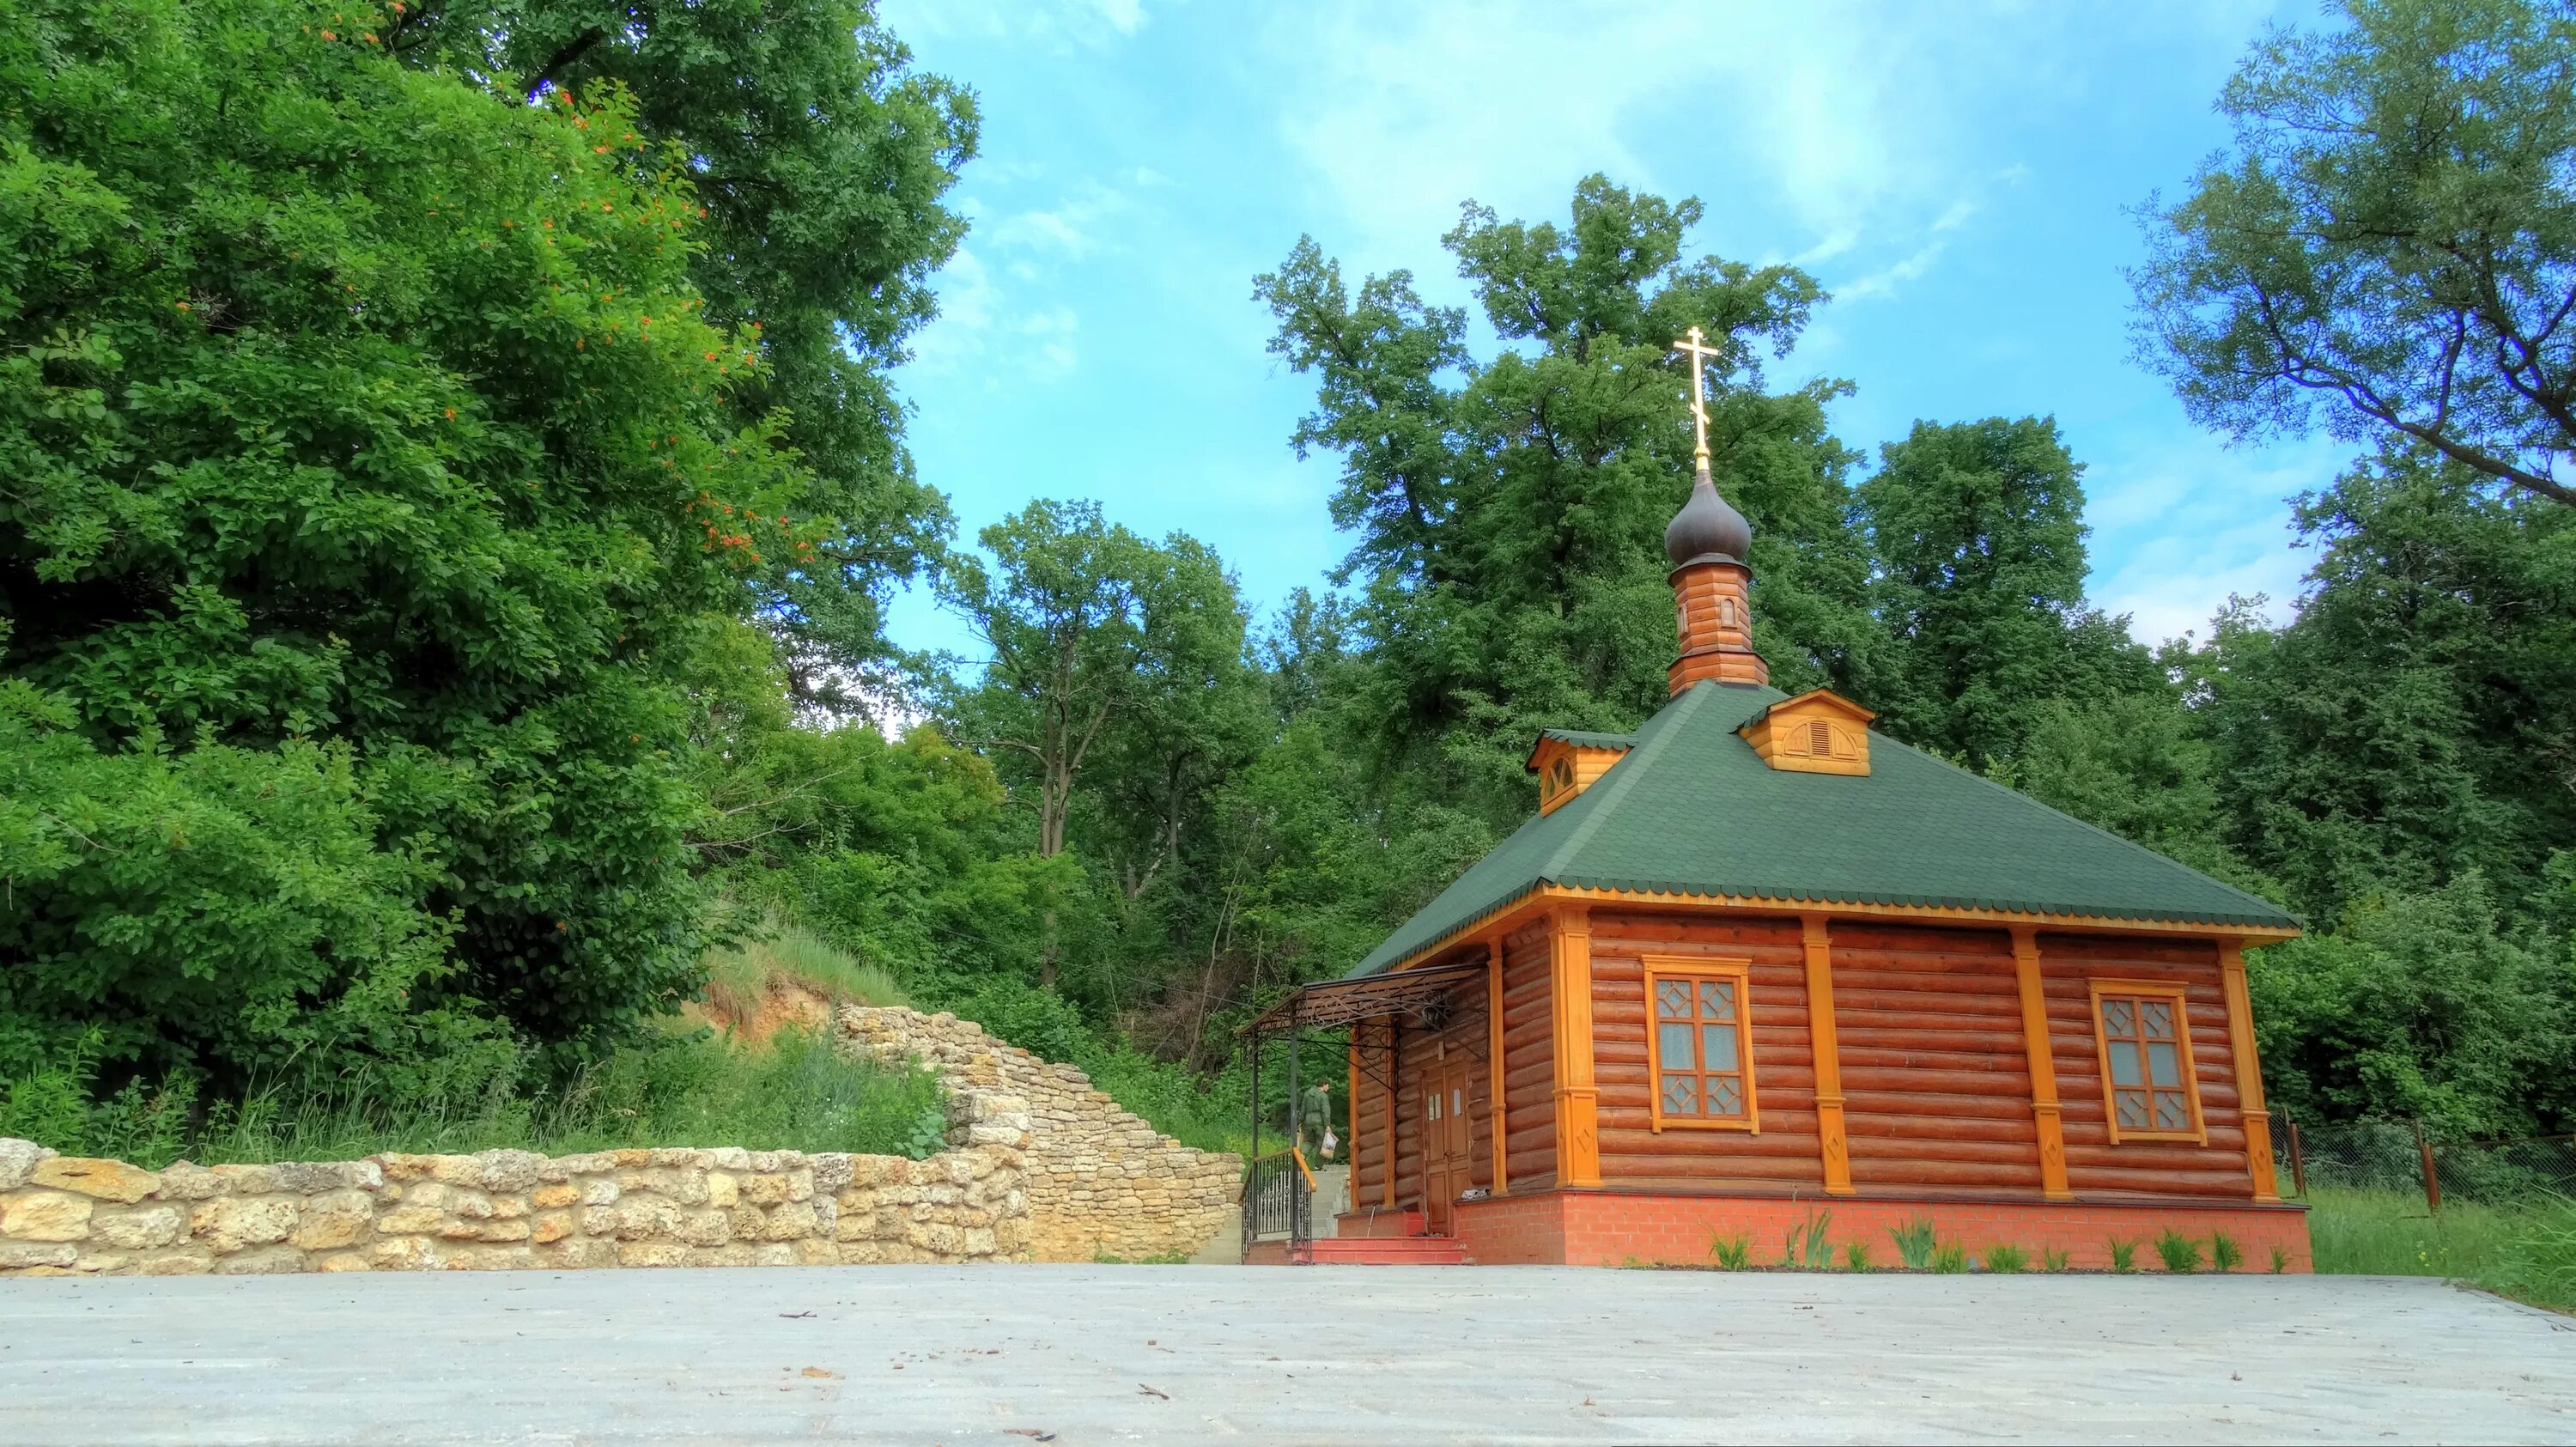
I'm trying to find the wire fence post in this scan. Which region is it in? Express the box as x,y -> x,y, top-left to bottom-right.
2286,1117 -> 2308,1199
2413,1118 -> 2442,1214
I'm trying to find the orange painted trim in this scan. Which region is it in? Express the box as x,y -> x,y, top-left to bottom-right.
1364,885 -> 2299,986
1799,916 -> 1854,1195
1640,956 -> 1760,1135
2087,977 -> 2210,1146
2220,940 -> 2281,1202
1485,936 -> 1509,1197
2009,927 -> 2073,1201
1550,904 -> 1602,1189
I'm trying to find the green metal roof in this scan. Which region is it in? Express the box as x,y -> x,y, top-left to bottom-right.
1349,682 -> 2298,978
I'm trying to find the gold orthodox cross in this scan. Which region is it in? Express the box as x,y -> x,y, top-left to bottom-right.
1670,325 -> 1720,467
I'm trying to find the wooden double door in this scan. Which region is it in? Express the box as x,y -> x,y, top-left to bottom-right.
1420,1062 -> 1473,1234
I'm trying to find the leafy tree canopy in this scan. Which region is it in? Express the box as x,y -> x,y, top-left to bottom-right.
2131,0 -> 2576,508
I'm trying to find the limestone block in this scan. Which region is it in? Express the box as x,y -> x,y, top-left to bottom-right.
457,1245 -> 536,1271
708,1147 -> 751,1171
762,1202 -> 820,1242
315,1251 -> 371,1273
531,1211 -> 573,1245
375,1207 -> 443,1235
275,1160 -> 366,1195
598,1197 -> 680,1241
842,1156 -> 889,1189
474,1219 -> 531,1243
290,1191 -> 375,1250
745,1151 -> 781,1173
94,1203 -> 186,1251
531,1183 -> 579,1210
811,1154 -> 853,1191
705,1173 -> 738,1209
578,1176 -> 620,1207
617,1241 -> 691,1268
374,1154 -> 439,1183
135,1249 -> 214,1275
963,1227 -> 998,1257
739,1172 -> 795,1207
476,1150 -> 545,1193
792,1238 -> 839,1266
209,1164 -> 280,1195
5,1191 -> 94,1242
152,1163 -> 225,1201
646,1148 -> 712,1170
728,1206 -> 767,1242
673,1208 -> 731,1248
215,1246 -> 309,1275
620,1168 -> 709,1206
690,1243 -> 756,1268
0,1140 -> 56,1191
907,1221 -> 964,1255
30,1157 -> 158,1204
429,1156 -> 486,1187
372,1236 -> 443,1270
0,1241 -> 77,1268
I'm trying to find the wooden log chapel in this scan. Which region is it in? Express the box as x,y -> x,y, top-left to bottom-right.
1242,330 -> 2312,1269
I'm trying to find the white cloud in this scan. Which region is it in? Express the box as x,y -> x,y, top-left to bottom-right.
990,182 -> 1138,259
881,0 -> 1155,50
1252,2 -> 2256,307
2084,430 -> 2354,645
908,249 -> 1083,383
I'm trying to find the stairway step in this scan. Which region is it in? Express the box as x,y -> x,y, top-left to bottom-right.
1301,1237 -> 1467,1266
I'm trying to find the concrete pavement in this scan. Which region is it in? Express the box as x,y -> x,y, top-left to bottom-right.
2,1266 -> 2570,1444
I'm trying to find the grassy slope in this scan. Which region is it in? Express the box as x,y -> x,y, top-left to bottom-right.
2307,1186 -> 2576,1312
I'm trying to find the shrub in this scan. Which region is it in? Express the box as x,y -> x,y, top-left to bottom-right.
1929,1240 -> 1970,1274
1710,1232 -> 1753,1269
2041,1248 -> 2072,1274
1889,1214 -> 1938,1270
2107,1238 -> 2138,1274
2269,1245 -> 2290,1274
1982,1243 -> 2028,1274
2154,1228 -> 2205,1274
1782,1209 -> 1832,1268
1844,1239 -> 1872,1272
2210,1231 -> 2244,1273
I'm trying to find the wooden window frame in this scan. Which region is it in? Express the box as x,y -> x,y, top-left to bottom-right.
2087,978 -> 2208,1146
1642,956 -> 1760,1134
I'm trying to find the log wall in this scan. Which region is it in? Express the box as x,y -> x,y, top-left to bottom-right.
1828,922 -> 2041,1193
1499,920 -> 1557,1194
1589,910 -> 1825,1193
2042,931 -> 2251,1198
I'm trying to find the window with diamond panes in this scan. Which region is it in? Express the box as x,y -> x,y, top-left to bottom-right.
1644,963 -> 1756,1130
2093,988 -> 2201,1141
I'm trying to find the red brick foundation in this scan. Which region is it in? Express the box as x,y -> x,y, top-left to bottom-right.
1450,1189 -> 2312,1272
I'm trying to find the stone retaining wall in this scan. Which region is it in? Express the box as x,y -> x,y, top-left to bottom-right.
840,1006 -> 1242,1262
0,1084 -> 1032,1276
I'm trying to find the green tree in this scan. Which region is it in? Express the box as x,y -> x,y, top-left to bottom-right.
1857,417 -> 2158,769
0,0 -> 821,1076
2131,0 -> 2576,508
1257,175 -> 1877,828
403,0 -> 980,708
939,502 -> 1249,988
2181,451 -> 2576,921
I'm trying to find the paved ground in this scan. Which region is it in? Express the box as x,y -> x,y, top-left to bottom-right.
3,1267 -> 2570,1445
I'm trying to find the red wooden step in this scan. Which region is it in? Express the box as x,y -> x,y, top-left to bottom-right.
1298,1236 -> 1467,1266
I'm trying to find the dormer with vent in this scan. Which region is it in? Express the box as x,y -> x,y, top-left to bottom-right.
1737,689 -> 1874,776
1527,729 -> 1636,815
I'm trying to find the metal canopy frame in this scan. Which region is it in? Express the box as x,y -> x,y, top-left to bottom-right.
1244,959 -> 1488,1034
1239,958 -> 1491,1260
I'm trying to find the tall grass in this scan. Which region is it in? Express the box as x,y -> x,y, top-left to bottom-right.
2306,1185 -> 2576,1310
2,1027 -> 948,1168
703,926 -> 913,1019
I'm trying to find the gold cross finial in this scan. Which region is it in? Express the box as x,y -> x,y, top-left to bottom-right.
1671,325 -> 1720,469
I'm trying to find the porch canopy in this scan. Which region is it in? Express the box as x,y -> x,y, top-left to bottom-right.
1245,959 -> 1485,1035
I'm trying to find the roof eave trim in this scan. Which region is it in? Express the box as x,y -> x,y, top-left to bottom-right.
1351,880 -> 2300,979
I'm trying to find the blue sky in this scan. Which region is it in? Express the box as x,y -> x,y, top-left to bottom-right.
872,0 -> 2352,659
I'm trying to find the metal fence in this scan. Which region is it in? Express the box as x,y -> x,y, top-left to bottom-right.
1242,1149 -> 1313,1253
2272,1113 -> 2576,1212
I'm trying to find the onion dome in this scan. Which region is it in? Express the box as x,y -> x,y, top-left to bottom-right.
1663,466 -> 1752,567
